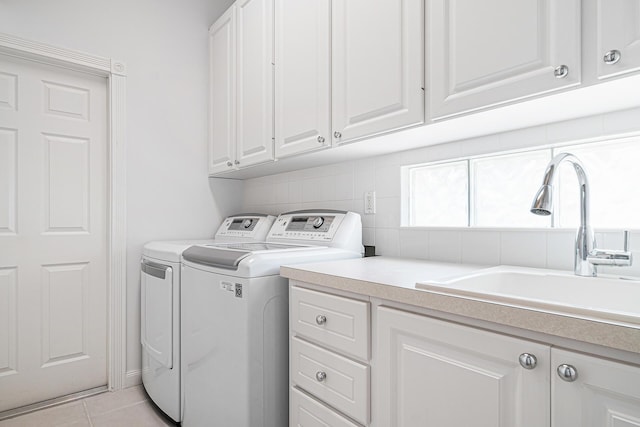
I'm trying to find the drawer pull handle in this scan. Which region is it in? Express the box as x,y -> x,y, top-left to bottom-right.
519,353 -> 537,369
604,49 -> 621,65
315,371 -> 326,382
554,65 -> 569,79
315,315 -> 327,325
557,364 -> 578,382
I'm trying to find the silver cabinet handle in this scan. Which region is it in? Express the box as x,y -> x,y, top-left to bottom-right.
226,161 -> 233,167
557,364 -> 578,382
519,353 -> 537,370
333,131 -> 342,139
234,160 -> 240,165
604,49 -> 621,65
315,371 -> 326,382
554,65 -> 569,79
317,136 -> 325,144
315,315 -> 327,325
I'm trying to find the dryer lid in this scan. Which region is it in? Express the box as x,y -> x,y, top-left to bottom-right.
182,246 -> 251,270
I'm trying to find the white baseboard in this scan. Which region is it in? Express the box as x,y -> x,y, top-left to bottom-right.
124,369 -> 142,388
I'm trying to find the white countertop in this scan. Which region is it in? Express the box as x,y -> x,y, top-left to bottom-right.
283,256 -> 482,289
281,257 -> 640,357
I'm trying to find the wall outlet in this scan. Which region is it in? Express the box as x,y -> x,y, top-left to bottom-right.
364,191 -> 376,214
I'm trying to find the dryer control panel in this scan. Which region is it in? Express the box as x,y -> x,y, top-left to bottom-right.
215,214 -> 276,240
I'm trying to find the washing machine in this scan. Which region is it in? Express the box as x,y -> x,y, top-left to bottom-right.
180,210 -> 363,427
140,213 -> 275,422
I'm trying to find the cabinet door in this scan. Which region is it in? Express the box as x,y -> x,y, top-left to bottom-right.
552,348 -> 640,427
208,6 -> 237,175
428,0 -> 581,119
376,307 -> 550,427
595,0 -> 640,79
236,0 -> 274,168
274,0 -> 330,158
332,0 -> 424,145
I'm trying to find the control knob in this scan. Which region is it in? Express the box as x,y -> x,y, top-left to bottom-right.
242,219 -> 253,229
312,217 -> 324,229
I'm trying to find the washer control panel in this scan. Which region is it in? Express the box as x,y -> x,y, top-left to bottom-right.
268,212 -> 345,242
215,215 -> 275,239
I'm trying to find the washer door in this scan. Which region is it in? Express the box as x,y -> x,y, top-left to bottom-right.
141,259 -> 173,369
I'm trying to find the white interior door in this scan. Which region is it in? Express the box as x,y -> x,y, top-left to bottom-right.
0,54 -> 107,412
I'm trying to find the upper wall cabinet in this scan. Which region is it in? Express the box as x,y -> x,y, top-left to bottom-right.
332,0 -> 425,145
209,0 -> 274,175
274,0 -> 331,158
593,0 -> 640,79
428,0 -> 581,120
209,6 -> 236,175
275,0 -> 424,159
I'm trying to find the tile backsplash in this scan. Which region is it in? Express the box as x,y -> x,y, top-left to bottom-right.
242,107 -> 640,277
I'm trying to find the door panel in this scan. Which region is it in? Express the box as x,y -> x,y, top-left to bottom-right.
274,0 -> 330,158
0,268 -> 17,376
236,0 -> 274,167
0,54 -> 107,412
141,264 -> 173,368
209,6 -> 237,174
551,348 -> 640,427
332,0 -> 424,144
376,306 -> 550,427
429,0 -> 581,119
0,129 -> 17,234
596,0 -> 640,78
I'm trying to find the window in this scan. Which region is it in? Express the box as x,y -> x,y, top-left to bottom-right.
404,136 -> 640,229
408,160 -> 468,227
557,139 -> 640,229
471,150 -> 551,228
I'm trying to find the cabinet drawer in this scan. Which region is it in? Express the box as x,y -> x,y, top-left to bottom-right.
291,337 -> 369,425
290,387 -> 360,427
290,285 -> 369,360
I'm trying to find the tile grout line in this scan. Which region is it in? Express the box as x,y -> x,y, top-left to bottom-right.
92,399 -> 150,419
82,401 -> 94,427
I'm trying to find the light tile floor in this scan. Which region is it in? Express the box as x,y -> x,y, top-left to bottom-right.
0,386 -> 175,427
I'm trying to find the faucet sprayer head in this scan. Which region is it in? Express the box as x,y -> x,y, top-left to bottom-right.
530,184 -> 553,216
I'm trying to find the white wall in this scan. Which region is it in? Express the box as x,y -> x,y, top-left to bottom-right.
242,107 -> 640,278
0,0 -> 242,381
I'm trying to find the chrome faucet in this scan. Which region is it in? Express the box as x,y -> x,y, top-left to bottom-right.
530,152 -> 632,276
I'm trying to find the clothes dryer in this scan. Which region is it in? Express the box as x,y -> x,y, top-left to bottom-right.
140,213 -> 275,422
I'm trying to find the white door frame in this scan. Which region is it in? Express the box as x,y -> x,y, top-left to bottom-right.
0,32 -> 128,391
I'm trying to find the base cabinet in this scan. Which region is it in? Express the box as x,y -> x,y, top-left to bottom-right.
375,305 -> 640,427
375,306 -> 550,427
288,282 -> 640,427
552,348 -> 640,427
289,285 -> 371,426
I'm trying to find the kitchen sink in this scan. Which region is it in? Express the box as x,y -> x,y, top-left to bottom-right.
416,266 -> 640,326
